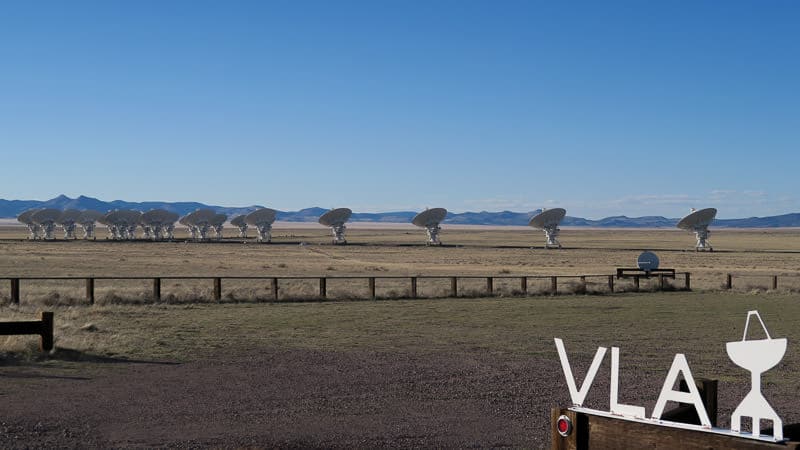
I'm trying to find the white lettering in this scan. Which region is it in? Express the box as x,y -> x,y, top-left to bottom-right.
651,353 -> 711,427
554,338 -> 607,406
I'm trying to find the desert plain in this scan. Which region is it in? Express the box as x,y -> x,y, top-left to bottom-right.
0,224 -> 799,448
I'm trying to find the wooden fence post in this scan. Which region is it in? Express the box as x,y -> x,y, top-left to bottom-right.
520,276 -> 527,295
153,278 -> 161,301
319,277 -> 327,298
486,277 -> 493,295
271,277 -> 279,300
608,275 -> 614,293
633,276 -> 640,292
580,276 -> 586,291
10,278 -> 20,304
213,277 -> 222,301
772,275 -> 778,290
726,274 -> 732,290
85,278 -> 95,304
551,276 -> 558,295
410,277 -> 417,298
40,311 -> 53,352
368,277 -> 376,299
450,277 -> 458,297
659,274 -> 666,290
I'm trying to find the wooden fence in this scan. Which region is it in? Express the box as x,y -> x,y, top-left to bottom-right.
724,273 -> 800,290
0,311 -> 54,351
1,273 -> 692,305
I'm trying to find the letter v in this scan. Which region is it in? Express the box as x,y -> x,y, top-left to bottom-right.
555,338 -> 607,406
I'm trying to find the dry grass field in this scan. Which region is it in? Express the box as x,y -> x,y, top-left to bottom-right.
1,224 -> 799,447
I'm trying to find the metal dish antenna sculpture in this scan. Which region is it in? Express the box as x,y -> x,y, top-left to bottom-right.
528,208 -> 567,249
210,213 -> 227,240
141,209 -> 179,241
319,208 -> 352,245
411,208 -> 447,246
182,209 -> 217,241
230,215 -> 248,238
245,208 -> 277,243
31,208 -> 62,240
77,210 -> 104,240
17,209 -> 42,240
676,208 -> 717,251
56,209 -> 83,240
104,210 -> 142,240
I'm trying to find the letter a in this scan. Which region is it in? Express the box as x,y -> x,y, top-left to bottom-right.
554,338 -> 607,406
651,353 -> 712,427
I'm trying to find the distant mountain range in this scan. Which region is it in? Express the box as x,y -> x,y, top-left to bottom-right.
2,195 -> 800,228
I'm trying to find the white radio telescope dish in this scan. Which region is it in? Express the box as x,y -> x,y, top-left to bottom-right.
18,209 -> 43,240
676,207 -> 717,251
245,208 -> 277,243
183,209 -> 217,241
31,208 -> 62,240
230,215 -> 248,238
210,213 -> 227,240
77,209 -> 104,240
56,209 -> 83,240
104,209 -> 142,240
411,208 -> 447,246
319,208 -> 352,245
141,209 -> 179,241
528,208 -> 566,249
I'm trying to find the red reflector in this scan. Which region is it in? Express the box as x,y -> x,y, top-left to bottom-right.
556,415 -> 572,437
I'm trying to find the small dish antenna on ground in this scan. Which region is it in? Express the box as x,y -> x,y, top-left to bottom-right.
56,209 -> 83,240
319,208 -> 352,245
31,208 -> 62,240
637,251 -> 660,273
528,208 -> 566,249
231,215 -> 248,238
412,208 -> 447,246
245,208 -> 277,243
676,208 -> 716,251
210,213 -> 227,240
77,210 -> 104,240
18,209 -> 43,240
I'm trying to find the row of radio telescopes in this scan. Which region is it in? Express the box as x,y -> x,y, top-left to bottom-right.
15,206 -> 718,250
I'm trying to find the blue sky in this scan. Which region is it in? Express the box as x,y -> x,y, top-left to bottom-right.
1,1 -> 798,219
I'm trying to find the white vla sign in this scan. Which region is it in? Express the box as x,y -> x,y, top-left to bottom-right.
555,310 -> 787,442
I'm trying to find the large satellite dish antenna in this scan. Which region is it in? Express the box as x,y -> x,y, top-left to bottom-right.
183,209 -> 216,241
141,209 -> 178,241
230,215 -> 248,238
528,208 -> 566,249
56,209 -> 82,240
17,209 -> 43,240
31,208 -> 62,240
245,208 -> 277,243
319,208 -> 352,245
411,208 -> 447,246
77,210 -> 104,240
210,213 -> 227,240
676,208 -> 717,251
104,209 -> 142,240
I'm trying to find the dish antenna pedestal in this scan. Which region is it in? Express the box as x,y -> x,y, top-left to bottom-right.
319,208 -> 352,245
31,209 -> 62,240
677,208 -> 717,252
17,210 -> 42,240
78,210 -> 103,240
412,208 -> 447,246
528,208 -> 567,249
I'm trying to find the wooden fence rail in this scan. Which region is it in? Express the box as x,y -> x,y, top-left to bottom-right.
0,311 -> 53,351
1,273 -> 692,305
